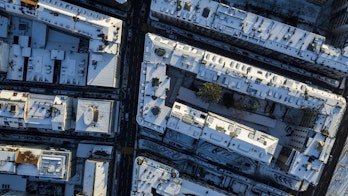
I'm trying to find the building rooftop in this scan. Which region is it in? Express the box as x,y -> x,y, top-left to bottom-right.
0,151 -> 16,173
83,160 -> 109,196
0,144 -> 72,181
0,15 -> 9,38
327,137 -> 348,195
26,49 -> 54,83
0,0 -> 123,88
0,174 -> 27,192
0,90 -> 29,128
131,156 -> 226,196
75,98 -> 114,134
137,33 -> 346,188
26,94 -> 72,131
0,41 -> 9,72
77,143 -> 113,159
0,89 -> 118,133
87,53 -> 119,88
0,90 -> 72,131
150,0 -> 348,77
59,51 -> 88,86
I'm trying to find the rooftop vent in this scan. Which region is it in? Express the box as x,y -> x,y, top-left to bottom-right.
184,2 -> 191,11
8,104 -> 17,113
154,48 -> 166,56
151,106 -> 161,116
176,0 -> 182,11
84,106 -> 99,126
182,114 -> 193,124
152,77 -> 160,88
137,158 -> 144,165
202,7 -> 210,18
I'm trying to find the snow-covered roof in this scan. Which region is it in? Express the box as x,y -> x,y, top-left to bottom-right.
168,102 -> 206,139
131,156 -> 181,195
87,53 -> 119,88
0,15 -> 9,38
0,42 -> 9,72
36,0 -> 122,43
150,0 -> 348,77
0,90 -> 73,131
131,156 -> 226,196
24,94 -> 72,131
180,179 -> 225,196
137,62 -> 171,134
38,154 -> 66,179
168,102 -> 278,164
0,0 -> 123,88
288,151 -> 324,185
137,33 -> 347,184
0,90 -> 28,128
83,160 -> 109,196
0,151 -> 16,173
26,49 -> 54,83
0,144 -> 72,181
7,44 -> 25,81
59,52 -> 88,86
140,33 -> 346,137
77,143 -> 113,159
75,98 -> 114,133
327,138 -> 348,195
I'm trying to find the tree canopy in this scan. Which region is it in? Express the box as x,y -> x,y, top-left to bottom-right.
197,82 -> 222,104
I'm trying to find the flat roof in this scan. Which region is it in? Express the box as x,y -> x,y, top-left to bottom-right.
0,42 -> 9,72
60,52 -> 88,86
1,0 -> 123,87
87,53 -> 119,88
7,44 -> 24,81
83,160 -> 95,196
38,154 -> 66,179
77,143 -> 113,158
26,49 -> 54,83
83,160 -> 109,196
26,94 -> 72,131
0,15 -> 9,38
75,98 -> 113,133
0,151 -> 16,173
0,144 -> 71,181
0,90 -> 28,128
94,161 -> 109,196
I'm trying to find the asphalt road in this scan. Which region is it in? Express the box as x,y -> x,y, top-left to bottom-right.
116,0 -> 147,195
